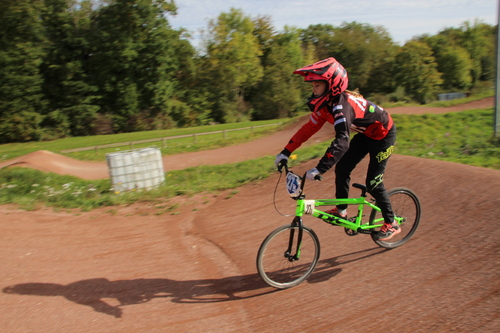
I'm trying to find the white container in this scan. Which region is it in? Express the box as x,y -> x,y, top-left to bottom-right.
107,147 -> 165,193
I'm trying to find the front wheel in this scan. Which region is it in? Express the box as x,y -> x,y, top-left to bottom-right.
369,187 -> 421,249
256,224 -> 320,289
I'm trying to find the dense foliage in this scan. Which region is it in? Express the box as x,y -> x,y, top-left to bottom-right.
0,1 -> 496,143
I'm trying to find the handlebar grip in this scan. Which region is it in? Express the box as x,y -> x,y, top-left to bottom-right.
277,160 -> 288,173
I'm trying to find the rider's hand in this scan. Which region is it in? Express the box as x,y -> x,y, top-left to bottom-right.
306,168 -> 321,181
274,153 -> 288,168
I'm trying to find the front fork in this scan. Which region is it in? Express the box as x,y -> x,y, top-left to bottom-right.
285,216 -> 303,261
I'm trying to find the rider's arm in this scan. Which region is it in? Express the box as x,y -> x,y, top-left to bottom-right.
315,105 -> 353,174
281,109 -> 329,156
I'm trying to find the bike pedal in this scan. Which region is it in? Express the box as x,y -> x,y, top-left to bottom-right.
344,228 -> 358,236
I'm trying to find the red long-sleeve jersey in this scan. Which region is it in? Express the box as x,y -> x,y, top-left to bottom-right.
283,92 -> 394,174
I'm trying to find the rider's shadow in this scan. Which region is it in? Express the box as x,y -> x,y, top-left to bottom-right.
3,248 -> 383,318
307,247 -> 387,285
3,274 -> 275,318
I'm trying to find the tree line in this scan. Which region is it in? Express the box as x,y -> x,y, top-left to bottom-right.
0,0 -> 496,143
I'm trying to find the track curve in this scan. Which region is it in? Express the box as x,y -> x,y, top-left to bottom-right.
1,97 -> 499,332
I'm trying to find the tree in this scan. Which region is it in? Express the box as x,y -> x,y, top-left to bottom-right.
163,31 -> 204,128
422,21 -> 496,87
40,0 -> 100,138
331,22 -> 397,93
436,46 -> 473,90
394,41 -> 442,104
458,21 -> 496,83
201,8 -> 263,123
250,27 -> 305,120
300,22 -> 398,95
299,23 -> 336,60
0,0 -> 47,142
252,15 -> 276,64
90,0 -> 179,132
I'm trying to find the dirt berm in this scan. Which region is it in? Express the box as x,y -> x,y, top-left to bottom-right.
1,98 -> 498,332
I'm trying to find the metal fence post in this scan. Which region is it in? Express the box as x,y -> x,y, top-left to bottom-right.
495,2 -> 500,137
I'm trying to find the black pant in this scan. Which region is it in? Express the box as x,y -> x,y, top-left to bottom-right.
335,126 -> 396,223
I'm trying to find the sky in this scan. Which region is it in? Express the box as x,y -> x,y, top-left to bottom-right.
169,0 -> 498,49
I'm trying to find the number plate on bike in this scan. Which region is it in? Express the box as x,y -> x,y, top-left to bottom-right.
286,172 -> 302,198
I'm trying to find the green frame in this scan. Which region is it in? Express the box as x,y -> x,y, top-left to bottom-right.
295,196 -> 404,232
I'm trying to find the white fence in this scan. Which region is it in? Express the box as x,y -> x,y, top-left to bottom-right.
60,123 -> 282,154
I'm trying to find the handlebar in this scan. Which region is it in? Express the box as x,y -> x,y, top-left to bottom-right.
276,159 -> 322,201
277,159 -> 289,174
277,160 -> 323,182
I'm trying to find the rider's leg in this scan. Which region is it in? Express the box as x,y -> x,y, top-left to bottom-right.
335,134 -> 368,211
365,126 -> 396,224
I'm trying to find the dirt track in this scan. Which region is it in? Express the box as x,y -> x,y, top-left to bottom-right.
1,98 -> 499,332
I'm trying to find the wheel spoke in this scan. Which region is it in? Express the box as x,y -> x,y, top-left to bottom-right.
369,188 -> 421,249
257,225 -> 320,289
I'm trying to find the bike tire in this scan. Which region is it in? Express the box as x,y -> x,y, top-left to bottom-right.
256,224 -> 321,289
369,187 -> 421,249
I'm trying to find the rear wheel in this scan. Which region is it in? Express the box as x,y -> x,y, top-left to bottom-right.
256,224 -> 320,289
369,187 -> 421,249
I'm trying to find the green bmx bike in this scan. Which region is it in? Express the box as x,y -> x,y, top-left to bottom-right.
256,162 -> 421,289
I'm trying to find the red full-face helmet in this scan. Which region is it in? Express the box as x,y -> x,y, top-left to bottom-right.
293,57 -> 348,112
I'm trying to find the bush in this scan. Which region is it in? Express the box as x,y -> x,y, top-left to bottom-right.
0,111 -> 42,143
40,110 -> 71,140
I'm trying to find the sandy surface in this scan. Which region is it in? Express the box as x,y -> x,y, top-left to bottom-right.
1,97 -> 499,332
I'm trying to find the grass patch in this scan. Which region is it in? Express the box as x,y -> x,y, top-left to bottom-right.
422,90 -> 493,108
0,156 -> 281,211
0,108 -> 498,211
392,108 -> 500,169
0,119 -> 292,162
0,168 -> 113,211
66,125 -> 282,161
380,89 -> 493,109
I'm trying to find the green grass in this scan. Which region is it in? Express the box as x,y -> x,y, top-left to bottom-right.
422,89 -> 493,108
380,89 -> 493,109
0,119 -> 291,162
392,108 -> 500,169
0,157 -> 278,211
65,125 -> 282,161
0,108 -> 498,211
